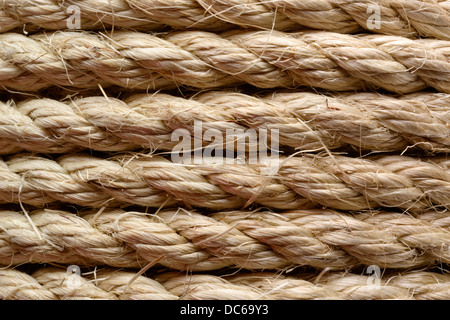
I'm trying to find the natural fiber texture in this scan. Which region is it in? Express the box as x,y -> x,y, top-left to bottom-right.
1,0 -> 449,40
0,152 -> 449,211
0,30 -> 449,93
1,90 -> 450,154
1,1 -> 449,301
2,207 -> 450,270
2,266 -> 450,300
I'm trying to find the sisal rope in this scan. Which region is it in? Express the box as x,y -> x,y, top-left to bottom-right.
0,0 -> 449,40
2,266 -> 450,300
0,30 -> 449,93
1,91 -> 450,154
2,207 -> 450,270
0,152 -> 449,211
1,0 -> 449,301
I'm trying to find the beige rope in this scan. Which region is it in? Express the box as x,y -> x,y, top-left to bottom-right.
2,266 -> 450,299
0,30 -> 448,93
0,152 -> 449,211
2,0 -> 448,302
1,0 -> 449,40
1,91 -> 449,154
2,207 -> 450,270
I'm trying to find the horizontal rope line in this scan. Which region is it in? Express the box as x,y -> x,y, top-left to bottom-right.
1,91 -> 449,154
0,152 -> 449,211
2,266 -> 449,299
2,207 -> 450,270
0,30 -> 448,93
0,0 -> 449,40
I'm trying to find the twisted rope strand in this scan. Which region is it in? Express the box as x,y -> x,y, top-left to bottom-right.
0,152 -> 449,211
4,207 -> 450,270
3,0 -> 449,303
0,0 -> 449,40
1,91 -> 449,154
0,30 -> 448,93
2,267 -> 450,299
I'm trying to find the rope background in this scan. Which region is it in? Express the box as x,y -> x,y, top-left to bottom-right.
0,0 -> 449,300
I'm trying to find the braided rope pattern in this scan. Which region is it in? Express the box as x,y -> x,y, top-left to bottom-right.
2,208 -> 450,270
1,91 -> 449,154
2,0 -> 449,301
1,0 -> 449,40
1,153 -> 449,211
2,267 -> 450,300
0,30 -> 448,93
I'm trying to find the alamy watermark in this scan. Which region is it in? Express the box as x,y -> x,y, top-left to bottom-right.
366,265 -> 381,286
66,5 -> 81,30
66,265 -> 82,290
170,121 -> 280,169
366,4 -> 381,30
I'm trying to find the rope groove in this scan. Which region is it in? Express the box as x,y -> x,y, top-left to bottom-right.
0,0 -> 449,40
0,30 -> 448,93
2,266 -> 450,300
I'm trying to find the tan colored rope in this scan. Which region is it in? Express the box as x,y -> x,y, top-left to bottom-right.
1,91 -> 449,154
2,0 -> 448,303
0,30 -> 448,93
0,152 -> 449,211
2,207 -> 450,270
1,0 -> 449,40
2,266 -> 450,299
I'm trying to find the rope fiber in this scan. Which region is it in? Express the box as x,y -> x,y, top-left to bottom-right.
0,152 -> 449,211
0,0 -> 449,40
2,266 -> 450,300
2,207 -> 450,270
0,30 -> 448,93
1,91 -> 450,154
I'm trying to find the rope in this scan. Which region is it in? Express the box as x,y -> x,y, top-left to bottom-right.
1,0 -> 449,300
0,152 -> 449,211
2,266 -> 450,299
1,0 -> 449,40
1,91 -> 449,154
0,30 -> 448,93
2,207 -> 450,270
